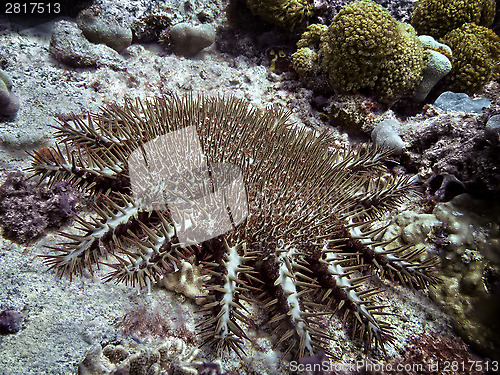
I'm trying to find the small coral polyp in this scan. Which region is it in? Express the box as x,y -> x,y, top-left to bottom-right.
30,95 -> 439,358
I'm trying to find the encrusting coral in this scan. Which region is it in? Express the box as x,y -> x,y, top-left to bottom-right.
30,95 -> 439,359
439,23 -> 500,94
410,0 -> 496,40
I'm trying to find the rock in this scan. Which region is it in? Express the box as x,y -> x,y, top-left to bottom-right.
486,114 -> 500,134
0,70 -> 20,118
77,6 -> 132,53
433,91 -> 491,113
414,36 -> 452,102
371,118 -> 405,155
49,20 -> 125,69
169,22 -> 215,57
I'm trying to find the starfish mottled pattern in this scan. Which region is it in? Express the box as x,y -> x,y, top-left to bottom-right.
29,95 -> 439,359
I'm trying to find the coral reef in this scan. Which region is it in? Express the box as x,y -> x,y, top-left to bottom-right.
381,195 -> 500,360
321,0 -> 426,102
327,94 -> 383,134
131,8 -> 173,43
410,0 -> 496,39
0,68 -> 20,118
245,0 -> 315,31
291,24 -> 329,91
0,170 -> 78,243
30,95 -> 439,359
401,110 -> 500,198
439,23 -> 500,94
299,0 -> 426,103
77,6 -> 133,53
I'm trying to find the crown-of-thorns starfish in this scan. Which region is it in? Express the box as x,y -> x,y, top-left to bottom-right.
29,95 -> 439,359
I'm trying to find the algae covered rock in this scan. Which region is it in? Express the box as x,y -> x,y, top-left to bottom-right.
413,36 -> 452,102
433,91 -> 491,113
430,194 -> 500,359
320,0 -> 426,103
411,0 -> 496,39
439,23 -> 500,94
169,22 -> 215,57
371,118 -> 405,155
49,20 -> 125,69
77,6 -> 132,53
0,69 -> 20,118
382,195 -> 500,359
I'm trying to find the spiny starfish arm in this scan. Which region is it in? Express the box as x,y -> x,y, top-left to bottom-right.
351,174 -> 420,219
328,145 -> 391,176
197,239 -> 252,356
272,245 -> 323,359
28,144 -> 127,194
346,222 -> 440,288
40,196 -> 139,279
53,111 -> 134,153
255,244 -> 334,359
310,248 -> 396,351
103,212 -> 183,290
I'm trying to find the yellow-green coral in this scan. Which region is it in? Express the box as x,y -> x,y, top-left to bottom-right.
291,24 -> 326,88
320,0 -> 426,103
246,0 -> 315,31
291,47 -> 317,75
440,23 -> 500,94
296,23 -> 327,49
411,0 -> 496,39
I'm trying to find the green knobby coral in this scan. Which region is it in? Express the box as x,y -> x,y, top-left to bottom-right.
246,0 -> 315,31
439,23 -> 500,94
411,0 -> 496,40
291,24 -> 326,87
320,0 -> 426,103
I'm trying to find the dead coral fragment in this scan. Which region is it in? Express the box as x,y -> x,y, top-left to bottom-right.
157,258 -> 210,304
77,339 -> 200,375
